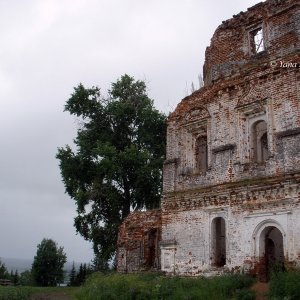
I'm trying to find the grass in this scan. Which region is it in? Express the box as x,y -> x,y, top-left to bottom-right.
0,286 -> 79,300
3,269 -> 300,299
0,286 -> 31,300
0,273 -> 256,300
269,270 -> 300,300
77,272 -> 255,300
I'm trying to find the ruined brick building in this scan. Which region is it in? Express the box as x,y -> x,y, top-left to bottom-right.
117,0 -> 300,280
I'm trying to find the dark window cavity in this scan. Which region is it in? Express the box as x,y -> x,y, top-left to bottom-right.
195,136 -> 208,173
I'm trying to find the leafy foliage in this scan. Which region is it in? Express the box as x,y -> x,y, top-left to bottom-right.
31,238 -> 67,286
57,74 -> 166,266
19,270 -> 34,286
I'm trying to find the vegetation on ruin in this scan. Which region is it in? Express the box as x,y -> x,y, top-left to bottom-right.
57,74 -> 166,268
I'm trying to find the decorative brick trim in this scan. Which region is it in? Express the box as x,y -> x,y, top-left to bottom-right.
276,127 -> 300,138
160,239 -> 177,247
164,158 -> 179,165
212,144 -> 236,154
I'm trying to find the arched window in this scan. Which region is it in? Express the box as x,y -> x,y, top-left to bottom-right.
195,136 -> 208,173
252,120 -> 268,162
211,217 -> 226,267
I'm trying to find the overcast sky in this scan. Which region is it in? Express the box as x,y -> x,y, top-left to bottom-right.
0,0 -> 260,263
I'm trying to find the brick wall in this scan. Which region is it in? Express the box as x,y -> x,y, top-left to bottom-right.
117,210 -> 161,272
161,0 -> 300,277
117,0 -> 300,278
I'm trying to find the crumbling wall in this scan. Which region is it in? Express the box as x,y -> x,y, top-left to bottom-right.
164,0 -> 300,194
203,0 -> 299,86
116,210 -> 161,272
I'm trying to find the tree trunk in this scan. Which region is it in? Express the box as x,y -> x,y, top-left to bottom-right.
122,179 -> 131,219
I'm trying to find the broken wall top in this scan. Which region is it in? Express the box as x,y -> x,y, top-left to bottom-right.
169,0 -> 299,122
203,0 -> 299,86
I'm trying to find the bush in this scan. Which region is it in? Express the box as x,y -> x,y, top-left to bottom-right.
77,272 -> 255,300
269,270 -> 300,300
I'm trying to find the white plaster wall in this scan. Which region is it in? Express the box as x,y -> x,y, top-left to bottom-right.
162,201 -> 300,275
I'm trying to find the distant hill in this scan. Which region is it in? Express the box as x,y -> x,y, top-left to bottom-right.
0,257 -> 85,273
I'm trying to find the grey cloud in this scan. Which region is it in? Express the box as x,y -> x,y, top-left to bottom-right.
0,0 -> 260,263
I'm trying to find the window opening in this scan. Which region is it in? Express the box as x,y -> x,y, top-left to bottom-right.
145,229 -> 157,268
211,217 -> 226,267
250,27 -> 265,54
252,120 -> 268,162
195,136 -> 208,173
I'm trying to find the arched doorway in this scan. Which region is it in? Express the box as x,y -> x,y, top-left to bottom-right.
211,217 -> 226,267
258,226 -> 284,281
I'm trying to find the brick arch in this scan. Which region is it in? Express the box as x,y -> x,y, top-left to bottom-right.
181,105 -> 211,125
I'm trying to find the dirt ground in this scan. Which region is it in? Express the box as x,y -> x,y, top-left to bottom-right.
30,291 -> 74,300
250,282 -> 269,300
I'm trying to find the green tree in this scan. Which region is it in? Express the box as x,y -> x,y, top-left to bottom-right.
0,259 -> 9,279
19,270 -> 34,286
57,74 -> 166,267
69,261 -> 77,286
75,264 -> 84,286
13,270 -> 19,285
31,238 -> 67,286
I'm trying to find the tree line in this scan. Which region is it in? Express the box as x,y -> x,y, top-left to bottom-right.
69,262 -> 93,286
0,260 -> 19,285
1,238 -> 97,287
